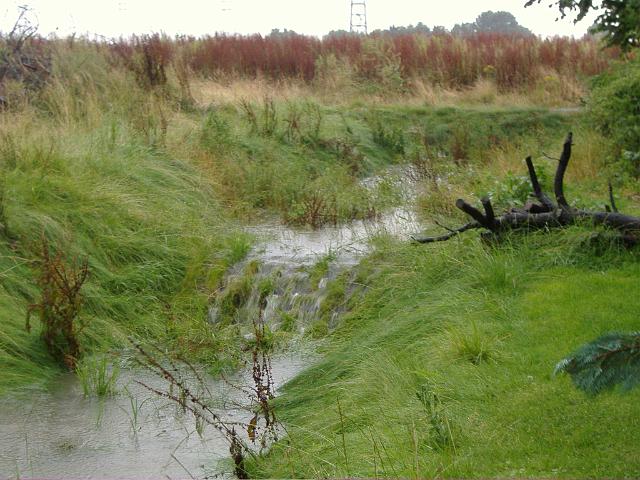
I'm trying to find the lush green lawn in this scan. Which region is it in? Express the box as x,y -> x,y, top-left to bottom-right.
249,231 -> 640,478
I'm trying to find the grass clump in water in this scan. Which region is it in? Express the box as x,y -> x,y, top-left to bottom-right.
215,260 -> 261,324
76,355 -> 119,397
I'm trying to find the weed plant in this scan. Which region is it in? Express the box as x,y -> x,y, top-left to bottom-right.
26,239 -> 89,369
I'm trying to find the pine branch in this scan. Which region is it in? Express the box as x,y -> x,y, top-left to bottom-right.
555,332 -> 640,395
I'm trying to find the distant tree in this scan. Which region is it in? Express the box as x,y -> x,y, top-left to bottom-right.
451,22 -> 476,36
268,28 -> 299,38
365,11 -> 532,39
324,29 -> 352,39
474,11 -> 533,35
370,22 -> 432,37
451,11 -> 532,37
414,22 -> 432,35
525,0 -> 640,50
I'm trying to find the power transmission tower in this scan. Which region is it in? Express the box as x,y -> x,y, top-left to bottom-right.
350,0 -> 368,34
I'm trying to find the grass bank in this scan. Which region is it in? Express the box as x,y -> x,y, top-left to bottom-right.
249,229 -> 640,478
0,40 -> 590,396
0,107 -> 253,393
189,98 -> 573,226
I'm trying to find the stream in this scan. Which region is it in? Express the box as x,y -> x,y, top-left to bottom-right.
0,173 -> 422,479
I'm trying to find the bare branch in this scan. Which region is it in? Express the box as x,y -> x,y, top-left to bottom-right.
481,197 -> 496,230
525,156 -> 555,211
412,222 -> 480,243
554,132 -> 573,210
455,199 -> 489,228
434,220 -> 458,233
608,182 -> 619,213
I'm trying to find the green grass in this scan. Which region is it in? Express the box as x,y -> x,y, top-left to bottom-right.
2,39 -> 638,479
248,230 -> 640,478
196,99 -> 575,225
0,109 -> 252,393
76,355 -> 120,397
0,89 -> 584,395
0,42 -> 593,405
0,38 -> 576,394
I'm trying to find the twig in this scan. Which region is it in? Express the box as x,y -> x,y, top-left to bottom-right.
541,152 -> 560,161
608,182 -> 619,213
525,156 -> 555,211
434,220 -> 458,234
412,222 -> 479,243
170,454 -> 196,480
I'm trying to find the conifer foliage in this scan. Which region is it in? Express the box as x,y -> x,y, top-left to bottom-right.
555,332 -> 640,395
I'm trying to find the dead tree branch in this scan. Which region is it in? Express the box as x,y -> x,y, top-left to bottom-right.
525,155 -> 555,211
414,133 -> 640,245
608,182 -> 619,213
554,132 -> 573,210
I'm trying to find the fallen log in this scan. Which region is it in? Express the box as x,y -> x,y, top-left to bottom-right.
413,133 -> 640,245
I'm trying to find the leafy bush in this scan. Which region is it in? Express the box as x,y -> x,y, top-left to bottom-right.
370,116 -> 405,154
201,109 -> 233,153
589,57 -> 640,176
487,172 -> 534,207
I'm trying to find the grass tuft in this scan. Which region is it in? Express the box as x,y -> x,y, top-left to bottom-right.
76,355 -> 119,397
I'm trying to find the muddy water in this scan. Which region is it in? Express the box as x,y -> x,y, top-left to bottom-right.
0,355 -> 308,479
248,168 -> 421,269
247,206 -> 420,267
0,172 -> 423,479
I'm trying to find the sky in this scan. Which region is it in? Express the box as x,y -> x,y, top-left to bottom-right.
0,0 -> 599,39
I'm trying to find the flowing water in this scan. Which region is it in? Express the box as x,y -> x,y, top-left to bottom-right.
0,172 -> 423,479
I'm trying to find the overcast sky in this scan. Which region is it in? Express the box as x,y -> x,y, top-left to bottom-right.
0,0 -> 599,39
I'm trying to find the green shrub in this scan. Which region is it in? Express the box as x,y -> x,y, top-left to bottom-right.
487,172 -> 535,208
589,57 -> 640,176
201,109 -> 233,153
370,117 -> 405,154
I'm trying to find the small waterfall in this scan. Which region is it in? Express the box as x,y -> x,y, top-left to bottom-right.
209,167 -> 423,338
208,253 -> 349,337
